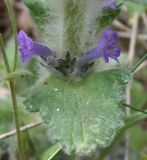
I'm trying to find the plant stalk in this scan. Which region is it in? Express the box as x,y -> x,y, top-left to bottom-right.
131,53 -> 147,73
9,81 -> 25,159
122,103 -> 147,114
0,35 -> 25,160
0,34 -> 11,73
4,0 -> 18,71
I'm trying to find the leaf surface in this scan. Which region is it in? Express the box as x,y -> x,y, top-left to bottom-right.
24,0 -> 121,56
23,69 -> 131,155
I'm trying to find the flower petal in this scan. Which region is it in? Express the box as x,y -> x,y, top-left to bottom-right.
78,28 -> 121,64
105,0 -> 117,10
17,30 -> 53,62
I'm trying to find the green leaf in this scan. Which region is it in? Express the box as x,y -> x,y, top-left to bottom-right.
125,1 -> 146,15
0,96 -> 38,134
98,8 -> 120,28
0,70 -> 33,83
129,126 -> 147,151
98,112 -> 147,159
23,69 -> 130,155
127,0 -> 147,5
131,81 -> 147,110
24,0 -> 121,56
141,153 -> 147,160
118,0 -> 147,5
41,143 -> 61,160
123,112 -> 147,130
0,99 -> 14,133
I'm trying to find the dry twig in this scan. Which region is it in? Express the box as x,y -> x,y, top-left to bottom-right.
0,120 -> 42,140
113,20 -> 147,50
113,20 -> 130,31
125,12 -> 139,160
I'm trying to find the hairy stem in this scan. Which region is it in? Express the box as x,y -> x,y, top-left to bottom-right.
0,35 -> 25,160
4,0 -> 18,71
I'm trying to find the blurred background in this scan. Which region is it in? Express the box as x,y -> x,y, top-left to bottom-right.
0,0 -> 147,159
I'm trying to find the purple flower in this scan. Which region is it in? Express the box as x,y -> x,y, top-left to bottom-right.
105,0 -> 117,10
80,28 -> 121,63
108,3 -> 117,10
17,30 -> 53,62
107,0 -> 117,10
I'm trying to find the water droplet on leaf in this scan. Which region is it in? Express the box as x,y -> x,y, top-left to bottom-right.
54,88 -> 59,91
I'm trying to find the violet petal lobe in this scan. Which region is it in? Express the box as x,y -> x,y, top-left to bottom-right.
105,0 -> 117,10
17,30 -> 53,62
79,28 -> 121,64
99,28 -> 121,63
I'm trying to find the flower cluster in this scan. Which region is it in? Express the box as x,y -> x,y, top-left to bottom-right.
17,28 -> 121,76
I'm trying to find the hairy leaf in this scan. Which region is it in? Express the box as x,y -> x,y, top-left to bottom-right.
23,69 -> 130,155
98,112 -> 147,159
24,0 -> 121,56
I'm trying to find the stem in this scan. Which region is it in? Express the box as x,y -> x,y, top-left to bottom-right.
122,103 -> 147,114
131,53 -> 147,73
41,143 -> 62,160
4,0 -> 18,71
0,35 -> 25,160
9,81 -> 25,159
0,34 -> 11,73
